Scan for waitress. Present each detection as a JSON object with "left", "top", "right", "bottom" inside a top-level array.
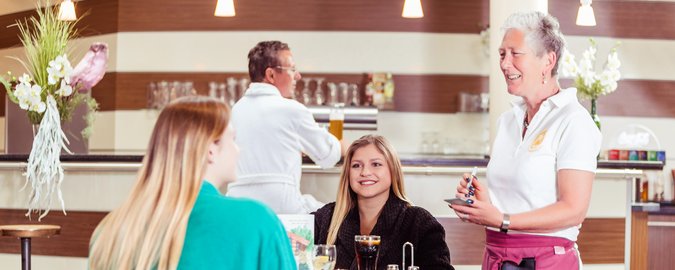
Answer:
[
  {"left": 450, "top": 12, "right": 601, "bottom": 269},
  {"left": 227, "top": 41, "right": 344, "bottom": 214}
]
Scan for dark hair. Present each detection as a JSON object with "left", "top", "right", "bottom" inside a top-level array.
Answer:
[{"left": 247, "top": 41, "right": 291, "bottom": 82}]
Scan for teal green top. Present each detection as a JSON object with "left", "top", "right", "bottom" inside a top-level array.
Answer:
[{"left": 177, "top": 181, "right": 297, "bottom": 270}]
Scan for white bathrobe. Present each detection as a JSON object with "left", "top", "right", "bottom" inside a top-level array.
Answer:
[{"left": 227, "top": 83, "right": 341, "bottom": 214}]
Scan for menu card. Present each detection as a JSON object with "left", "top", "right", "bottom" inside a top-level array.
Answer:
[{"left": 278, "top": 214, "right": 315, "bottom": 270}]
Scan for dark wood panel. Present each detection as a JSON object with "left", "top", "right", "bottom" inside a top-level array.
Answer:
[
  {"left": 631, "top": 211, "right": 648, "bottom": 270},
  {"left": 550, "top": 0, "right": 675, "bottom": 40},
  {"left": 102, "top": 72, "right": 488, "bottom": 113},
  {"left": 100, "top": 73, "right": 675, "bottom": 117},
  {"left": 91, "top": 72, "right": 117, "bottom": 111},
  {"left": 647, "top": 214, "right": 675, "bottom": 270},
  {"left": 560, "top": 79, "right": 675, "bottom": 118},
  {"left": 0, "top": 210, "right": 626, "bottom": 262},
  {"left": 437, "top": 218, "right": 486, "bottom": 265},
  {"left": 395, "top": 74, "right": 487, "bottom": 113},
  {"left": 0, "top": 208, "right": 107, "bottom": 257},
  {"left": 118, "top": 0, "right": 488, "bottom": 33},
  {"left": 576, "top": 218, "right": 625, "bottom": 264},
  {"left": 0, "top": 0, "right": 119, "bottom": 50},
  {"left": 438, "top": 217, "right": 625, "bottom": 265}
]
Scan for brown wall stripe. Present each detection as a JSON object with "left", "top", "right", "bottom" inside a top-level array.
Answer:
[
  {"left": 0, "top": 0, "right": 119, "bottom": 50},
  {"left": 0, "top": 209, "right": 625, "bottom": 264},
  {"left": 0, "top": 0, "right": 488, "bottom": 50},
  {"left": 560, "top": 78, "right": 675, "bottom": 118},
  {"left": 4, "top": 0, "right": 674, "bottom": 44},
  {"left": 4, "top": 75, "right": 675, "bottom": 117},
  {"left": 550, "top": 0, "right": 675, "bottom": 40},
  {"left": 117, "top": 0, "right": 488, "bottom": 33},
  {"left": 92, "top": 72, "right": 488, "bottom": 114}
]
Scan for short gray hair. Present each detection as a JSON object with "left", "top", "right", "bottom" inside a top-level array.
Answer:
[{"left": 501, "top": 11, "right": 566, "bottom": 76}]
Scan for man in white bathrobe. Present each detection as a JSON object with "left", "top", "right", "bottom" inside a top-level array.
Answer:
[{"left": 227, "top": 40, "right": 343, "bottom": 214}]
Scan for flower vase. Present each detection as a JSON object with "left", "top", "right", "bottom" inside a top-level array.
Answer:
[{"left": 591, "top": 98, "right": 601, "bottom": 131}]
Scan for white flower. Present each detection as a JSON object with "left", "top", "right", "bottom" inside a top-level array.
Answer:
[
  {"left": 46, "top": 54, "right": 73, "bottom": 85},
  {"left": 582, "top": 46, "right": 596, "bottom": 62},
  {"left": 56, "top": 80, "right": 73, "bottom": 96},
  {"left": 560, "top": 49, "right": 578, "bottom": 77},
  {"left": 18, "top": 73, "right": 32, "bottom": 85},
  {"left": 606, "top": 51, "right": 621, "bottom": 70},
  {"left": 559, "top": 39, "right": 621, "bottom": 99},
  {"left": 29, "top": 100, "right": 46, "bottom": 113}
]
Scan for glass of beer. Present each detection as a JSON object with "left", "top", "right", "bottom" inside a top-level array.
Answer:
[
  {"left": 354, "top": 235, "right": 380, "bottom": 270},
  {"left": 329, "top": 103, "right": 344, "bottom": 140},
  {"left": 313, "top": 244, "right": 336, "bottom": 270}
]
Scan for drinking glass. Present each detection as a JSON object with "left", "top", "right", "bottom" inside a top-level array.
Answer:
[
  {"left": 329, "top": 104, "right": 345, "bottom": 140},
  {"left": 354, "top": 235, "right": 380, "bottom": 270},
  {"left": 313, "top": 244, "right": 336, "bottom": 270},
  {"left": 147, "top": 82, "right": 157, "bottom": 109},
  {"left": 338, "top": 82, "right": 349, "bottom": 105},
  {"left": 327, "top": 82, "right": 338, "bottom": 105},
  {"left": 349, "top": 83, "right": 360, "bottom": 106},
  {"left": 315, "top": 77, "right": 326, "bottom": 105},
  {"left": 301, "top": 77, "right": 312, "bottom": 105}
]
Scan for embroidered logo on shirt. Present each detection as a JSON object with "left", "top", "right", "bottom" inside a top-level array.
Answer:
[{"left": 529, "top": 129, "right": 547, "bottom": 151}]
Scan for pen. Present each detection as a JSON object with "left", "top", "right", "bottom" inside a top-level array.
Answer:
[{"left": 467, "top": 166, "right": 477, "bottom": 190}]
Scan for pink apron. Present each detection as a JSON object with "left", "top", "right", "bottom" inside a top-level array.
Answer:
[{"left": 482, "top": 229, "right": 580, "bottom": 270}]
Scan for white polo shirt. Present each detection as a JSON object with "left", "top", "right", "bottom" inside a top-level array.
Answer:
[{"left": 487, "top": 87, "right": 601, "bottom": 241}]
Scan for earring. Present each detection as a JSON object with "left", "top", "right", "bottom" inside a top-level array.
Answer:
[{"left": 542, "top": 72, "right": 547, "bottom": 85}]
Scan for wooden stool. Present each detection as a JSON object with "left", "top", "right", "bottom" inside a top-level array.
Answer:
[{"left": 0, "top": 224, "right": 61, "bottom": 270}]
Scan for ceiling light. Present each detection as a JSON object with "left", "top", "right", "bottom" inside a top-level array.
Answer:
[
  {"left": 215, "top": 0, "right": 236, "bottom": 17},
  {"left": 402, "top": 0, "right": 424, "bottom": 19},
  {"left": 576, "top": 0, "right": 597, "bottom": 26},
  {"left": 58, "top": 0, "right": 77, "bottom": 21}
]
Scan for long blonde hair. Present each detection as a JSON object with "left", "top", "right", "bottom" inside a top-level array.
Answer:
[
  {"left": 326, "top": 135, "right": 409, "bottom": 245},
  {"left": 89, "top": 96, "right": 230, "bottom": 270}
]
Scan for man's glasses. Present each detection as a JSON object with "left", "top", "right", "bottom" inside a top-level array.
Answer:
[{"left": 273, "top": 66, "right": 298, "bottom": 73}]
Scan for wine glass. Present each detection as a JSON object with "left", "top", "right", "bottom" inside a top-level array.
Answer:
[
  {"left": 301, "top": 77, "right": 312, "bottom": 105},
  {"left": 315, "top": 77, "right": 326, "bottom": 105},
  {"left": 313, "top": 244, "right": 336, "bottom": 270}
]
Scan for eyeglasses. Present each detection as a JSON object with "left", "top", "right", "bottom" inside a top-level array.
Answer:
[{"left": 272, "top": 65, "right": 298, "bottom": 73}]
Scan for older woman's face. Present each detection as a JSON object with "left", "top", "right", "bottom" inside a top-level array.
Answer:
[{"left": 499, "top": 29, "right": 548, "bottom": 96}]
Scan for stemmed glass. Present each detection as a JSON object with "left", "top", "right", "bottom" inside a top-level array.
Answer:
[
  {"left": 313, "top": 244, "right": 336, "bottom": 270},
  {"left": 315, "top": 77, "right": 326, "bottom": 105},
  {"left": 301, "top": 77, "right": 312, "bottom": 105}
]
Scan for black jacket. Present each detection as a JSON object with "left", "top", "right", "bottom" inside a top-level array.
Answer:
[{"left": 313, "top": 195, "right": 455, "bottom": 270}]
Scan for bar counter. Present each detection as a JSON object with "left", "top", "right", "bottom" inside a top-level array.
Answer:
[{"left": 0, "top": 154, "right": 665, "bottom": 268}]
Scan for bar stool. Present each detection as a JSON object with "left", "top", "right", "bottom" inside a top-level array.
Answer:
[{"left": 0, "top": 224, "right": 61, "bottom": 270}]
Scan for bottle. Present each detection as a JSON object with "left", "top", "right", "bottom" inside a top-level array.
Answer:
[
  {"left": 640, "top": 178, "right": 649, "bottom": 202},
  {"left": 384, "top": 73, "right": 395, "bottom": 105},
  {"left": 387, "top": 265, "right": 400, "bottom": 270}
]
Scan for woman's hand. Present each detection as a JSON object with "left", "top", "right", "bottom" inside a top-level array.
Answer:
[
  {"left": 450, "top": 199, "right": 503, "bottom": 228},
  {"left": 455, "top": 173, "right": 489, "bottom": 202},
  {"left": 449, "top": 173, "right": 499, "bottom": 226}
]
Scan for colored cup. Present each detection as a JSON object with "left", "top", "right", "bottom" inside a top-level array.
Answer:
[
  {"left": 619, "top": 150, "right": 629, "bottom": 160},
  {"left": 638, "top": 150, "right": 647, "bottom": 161},
  {"left": 657, "top": 151, "right": 666, "bottom": 163},
  {"left": 608, "top": 149, "right": 620, "bottom": 160},
  {"left": 648, "top": 151, "right": 658, "bottom": 161},
  {"left": 628, "top": 150, "right": 639, "bottom": 161}
]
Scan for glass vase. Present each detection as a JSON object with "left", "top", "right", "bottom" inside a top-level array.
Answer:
[{"left": 591, "top": 98, "right": 601, "bottom": 130}]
